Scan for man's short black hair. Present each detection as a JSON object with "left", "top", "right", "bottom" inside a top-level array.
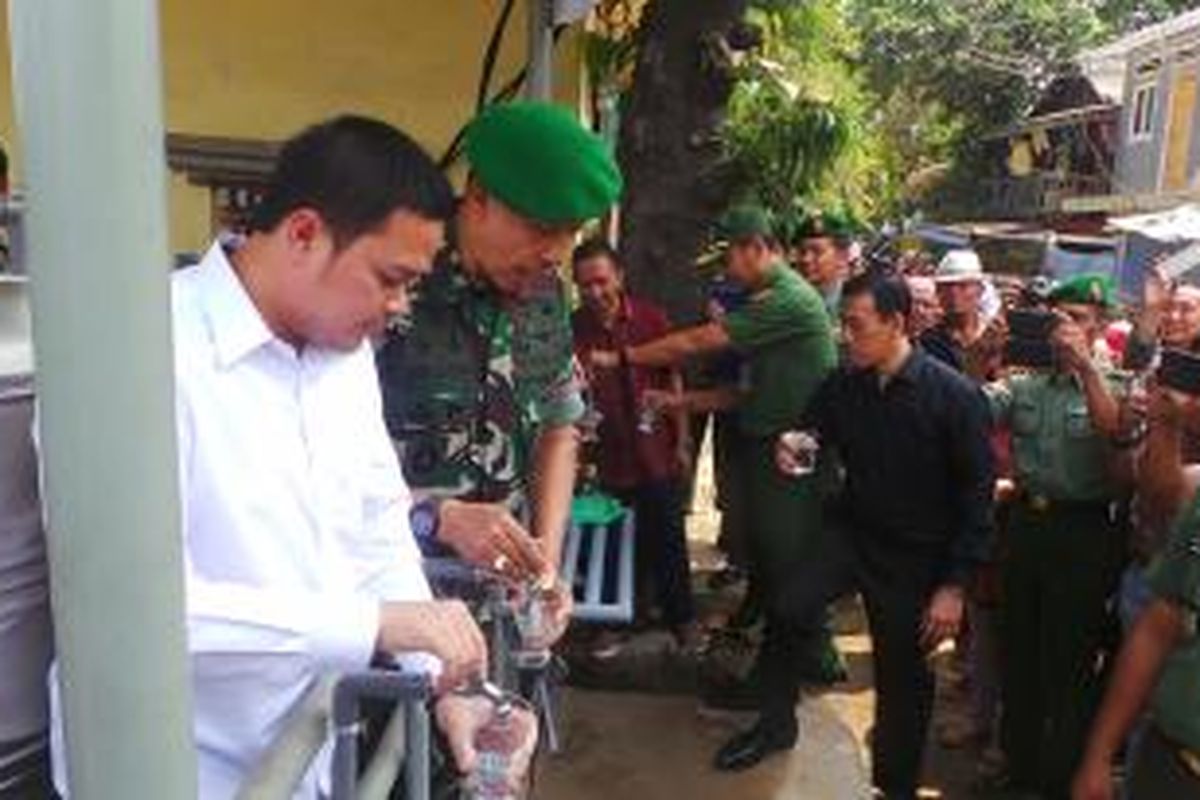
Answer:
[
  {"left": 843, "top": 271, "right": 912, "bottom": 320},
  {"left": 571, "top": 237, "right": 621, "bottom": 270},
  {"left": 250, "top": 115, "right": 455, "bottom": 248}
]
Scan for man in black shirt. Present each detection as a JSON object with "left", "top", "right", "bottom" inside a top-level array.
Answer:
[{"left": 715, "top": 273, "right": 994, "bottom": 800}]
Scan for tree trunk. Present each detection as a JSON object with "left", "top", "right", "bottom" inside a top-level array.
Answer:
[{"left": 617, "top": 0, "right": 748, "bottom": 324}]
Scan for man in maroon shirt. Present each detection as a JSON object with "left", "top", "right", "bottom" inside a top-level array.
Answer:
[{"left": 571, "top": 239, "right": 697, "bottom": 645}]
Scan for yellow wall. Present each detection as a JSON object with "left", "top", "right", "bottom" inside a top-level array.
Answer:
[{"left": 0, "top": 0, "right": 585, "bottom": 254}]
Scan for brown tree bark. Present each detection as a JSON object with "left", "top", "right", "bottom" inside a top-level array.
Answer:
[{"left": 617, "top": 0, "right": 748, "bottom": 325}]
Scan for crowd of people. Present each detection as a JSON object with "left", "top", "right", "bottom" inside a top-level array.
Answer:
[
  {"left": 34, "top": 99, "right": 1200, "bottom": 800},
  {"left": 568, "top": 203, "right": 1200, "bottom": 800}
]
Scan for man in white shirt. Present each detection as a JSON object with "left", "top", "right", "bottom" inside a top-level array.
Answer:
[{"left": 53, "top": 116, "right": 533, "bottom": 798}]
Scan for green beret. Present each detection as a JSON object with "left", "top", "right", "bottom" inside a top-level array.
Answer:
[
  {"left": 1049, "top": 272, "right": 1116, "bottom": 308},
  {"left": 464, "top": 101, "right": 622, "bottom": 224},
  {"left": 718, "top": 205, "right": 775, "bottom": 242},
  {"left": 795, "top": 208, "right": 856, "bottom": 242}
]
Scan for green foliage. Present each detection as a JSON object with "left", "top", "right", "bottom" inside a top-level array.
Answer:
[
  {"left": 581, "top": 0, "right": 643, "bottom": 91},
  {"left": 722, "top": 0, "right": 889, "bottom": 222},
  {"left": 841, "top": 0, "right": 1200, "bottom": 214},
  {"left": 848, "top": 0, "right": 1104, "bottom": 136},
  {"left": 724, "top": 81, "right": 852, "bottom": 211},
  {"left": 620, "top": 0, "right": 1200, "bottom": 226}
]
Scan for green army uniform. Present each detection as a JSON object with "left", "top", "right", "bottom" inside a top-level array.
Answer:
[
  {"left": 377, "top": 249, "right": 583, "bottom": 507},
  {"left": 376, "top": 101, "right": 619, "bottom": 509},
  {"left": 989, "top": 273, "right": 1128, "bottom": 798},
  {"left": 1129, "top": 488, "right": 1200, "bottom": 797},
  {"left": 722, "top": 259, "right": 837, "bottom": 599}
]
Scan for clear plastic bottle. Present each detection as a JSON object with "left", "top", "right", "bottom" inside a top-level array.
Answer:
[
  {"left": 512, "top": 580, "right": 554, "bottom": 669},
  {"left": 467, "top": 696, "right": 534, "bottom": 800}
]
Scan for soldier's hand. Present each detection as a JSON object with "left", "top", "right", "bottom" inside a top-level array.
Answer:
[
  {"left": 1071, "top": 756, "right": 1114, "bottom": 800},
  {"left": 438, "top": 500, "right": 548, "bottom": 579},
  {"left": 921, "top": 585, "right": 964, "bottom": 651},
  {"left": 590, "top": 349, "right": 621, "bottom": 370},
  {"left": 378, "top": 600, "right": 487, "bottom": 692},
  {"left": 1051, "top": 317, "right": 1092, "bottom": 374}
]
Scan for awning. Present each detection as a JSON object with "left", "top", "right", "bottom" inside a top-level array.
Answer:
[{"left": 1108, "top": 203, "right": 1200, "bottom": 242}]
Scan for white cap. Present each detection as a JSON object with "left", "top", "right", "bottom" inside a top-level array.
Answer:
[{"left": 934, "top": 249, "right": 984, "bottom": 283}]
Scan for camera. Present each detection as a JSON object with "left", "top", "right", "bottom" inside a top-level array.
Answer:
[
  {"left": 1003, "top": 309, "right": 1059, "bottom": 369},
  {"left": 1158, "top": 348, "right": 1200, "bottom": 396}
]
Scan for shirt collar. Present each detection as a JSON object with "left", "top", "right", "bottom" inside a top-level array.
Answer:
[
  {"left": 893, "top": 347, "right": 925, "bottom": 384},
  {"left": 1050, "top": 369, "right": 1081, "bottom": 388},
  {"left": 878, "top": 346, "right": 924, "bottom": 389},
  {"left": 194, "top": 242, "right": 277, "bottom": 369},
  {"left": 609, "top": 295, "right": 633, "bottom": 327}
]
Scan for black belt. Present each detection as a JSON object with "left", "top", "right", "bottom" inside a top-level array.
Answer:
[{"left": 1017, "top": 492, "right": 1110, "bottom": 515}]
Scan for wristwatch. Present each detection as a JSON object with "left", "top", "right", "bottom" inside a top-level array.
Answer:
[{"left": 409, "top": 496, "right": 445, "bottom": 544}]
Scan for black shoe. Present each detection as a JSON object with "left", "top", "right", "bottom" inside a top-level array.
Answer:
[{"left": 713, "top": 723, "right": 797, "bottom": 772}]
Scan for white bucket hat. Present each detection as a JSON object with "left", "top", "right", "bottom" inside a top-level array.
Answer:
[{"left": 934, "top": 249, "right": 984, "bottom": 283}]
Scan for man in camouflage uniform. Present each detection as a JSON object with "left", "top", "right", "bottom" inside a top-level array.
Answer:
[{"left": 376, "top": 102, "right": 621, "bottom": 586}]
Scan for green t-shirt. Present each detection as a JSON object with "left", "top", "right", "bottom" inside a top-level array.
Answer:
[
  {"left": 1147, "top": 488, "right": 1200, "bottom": 751},
  {"left": 722, "top": 263, "right": 836, "bottom": 438},
  {"left": 986, "top": 370, "right": 1126, "bottom": 502}
]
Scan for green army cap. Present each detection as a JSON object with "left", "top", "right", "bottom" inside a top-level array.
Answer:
[
  {"left": 1049, "top": 272, "right": 1116, "bottom": 309},
  {"left": 794, "top": 208, "right": 857, "bottom": 242},
  {"left": 718, "top": 205, "right": 775, "bottom": 242},
  {"left": 464, "top": 101, "right": 623, "bottom": 224}
]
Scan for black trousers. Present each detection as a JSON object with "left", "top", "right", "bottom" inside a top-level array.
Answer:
[
  {"left": 754, "top": 527, "right": 943, "bottom": 799},
  {"left": 999, "top": 502, "right": 1124, "bottom": 799},
  {"left": 612, "top": 480, "right": 695, "bottom": 627}
]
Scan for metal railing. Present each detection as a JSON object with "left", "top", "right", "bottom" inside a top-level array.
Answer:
[
  {"left": 237, "top": 555, "right": 568, "bottom": 799},
  {"left": 235, "top": 671, "right": 432, "bottom": 800}
]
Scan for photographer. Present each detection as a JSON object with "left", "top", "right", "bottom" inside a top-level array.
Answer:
[
  {"left": 1073, "top": 384, "right": 1200, "bottom": 799},
  {"left": 988, "top": 273, "right": 1128, "bottom": 798}
]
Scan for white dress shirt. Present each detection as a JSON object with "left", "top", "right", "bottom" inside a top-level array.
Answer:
[{"left": 53, "top": 242, "right": 435, "bottom": 798}]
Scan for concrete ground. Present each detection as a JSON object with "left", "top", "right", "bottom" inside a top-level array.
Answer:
[
  {"left": 538, "top": 439, "right": 988, "bottom": 799},
  {"left": 538, "top": 616, "right": 982, "bottom": 799}
]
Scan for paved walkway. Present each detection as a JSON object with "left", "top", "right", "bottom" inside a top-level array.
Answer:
[
  {"left": 540, "top": 622, "right": 981, "bottom": 799},
  {"left": 539, "top": 685, "right": 872, "bottom": 800}
]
